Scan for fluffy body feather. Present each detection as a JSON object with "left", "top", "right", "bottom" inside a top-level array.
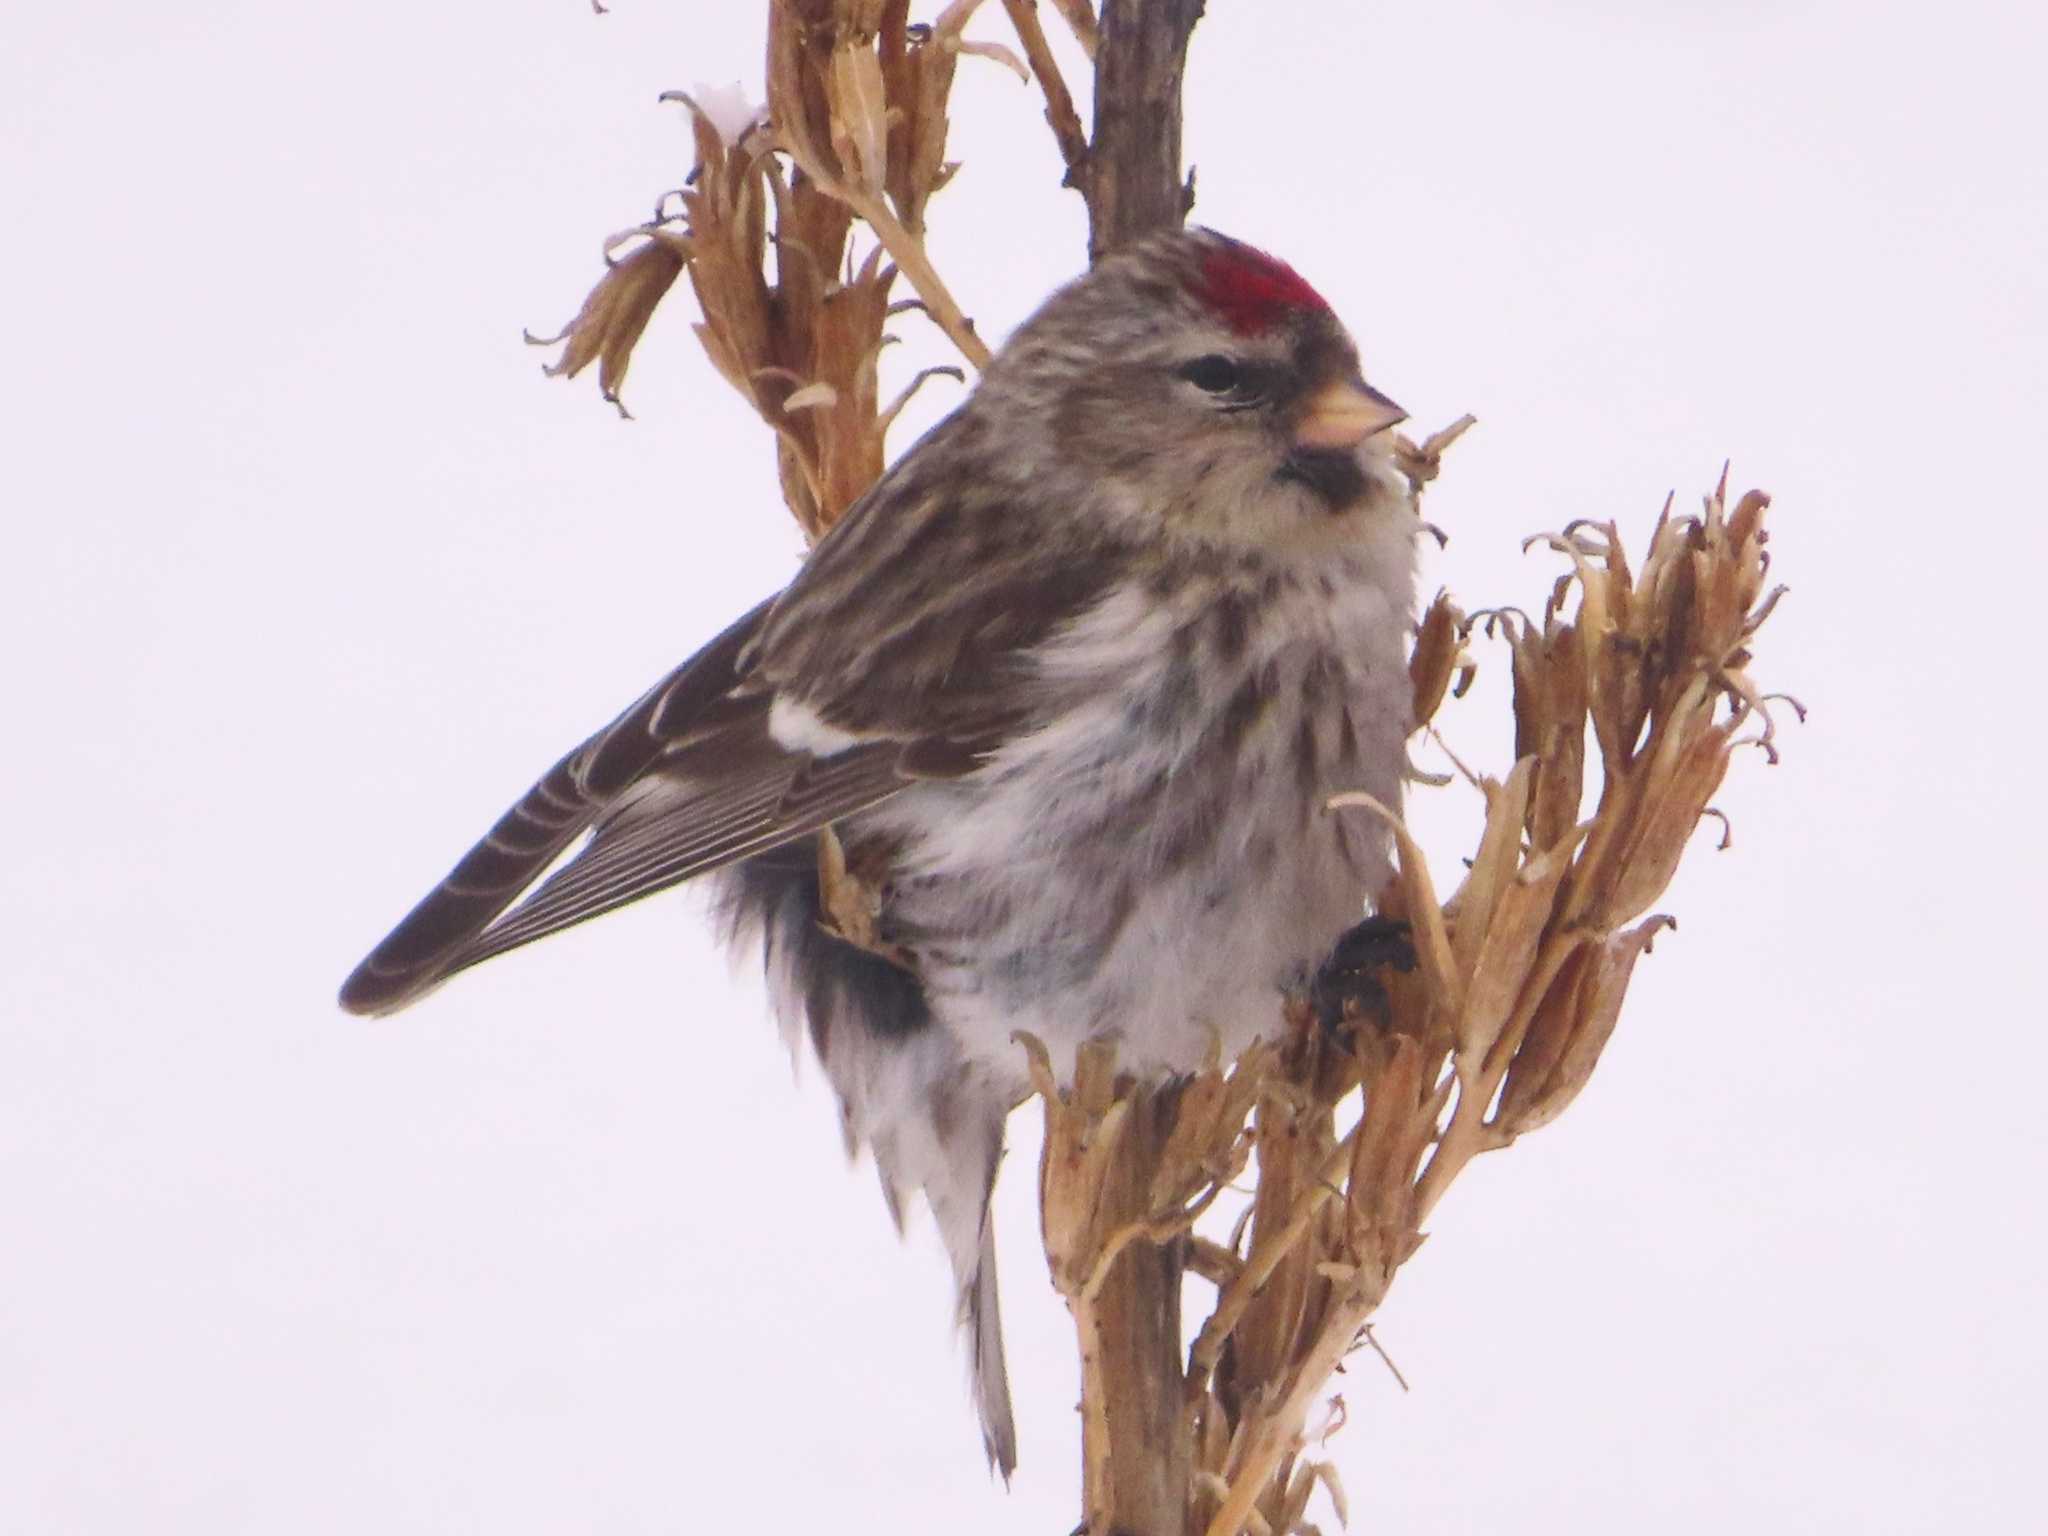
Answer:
[{"left": 340, "top": 228, "right": 1419, "bottom": 1475}]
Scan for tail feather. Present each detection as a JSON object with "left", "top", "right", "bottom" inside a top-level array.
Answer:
[
  {"left": 967, "top": 1214, "right": 1017, "bottom": 1478},
  {"left": 712, "top": 847, "right": 1017, "bottom": 1476}
]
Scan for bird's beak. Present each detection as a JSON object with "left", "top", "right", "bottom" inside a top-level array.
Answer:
[{"left": 1294, "top": 377, "right": 1407, "bottom": 451}]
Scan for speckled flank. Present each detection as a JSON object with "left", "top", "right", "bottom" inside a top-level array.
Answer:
[{"left": 864, "top": 457, "right": 1416, "bottom": 1089}]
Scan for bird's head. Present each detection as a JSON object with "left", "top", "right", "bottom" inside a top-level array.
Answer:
[{"left": 978, "top": 227, "right": 1408, "bottom": 553}]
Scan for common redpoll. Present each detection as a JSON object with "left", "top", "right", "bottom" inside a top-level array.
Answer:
[{"left": 340, "top": 227, "right": 1418, "bottom": 1473}]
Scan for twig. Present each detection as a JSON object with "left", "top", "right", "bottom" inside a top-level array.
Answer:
[
  {"left": 1002, "top": 0, "right": 1092, "bottom": 191},
  {"left": 1086, "top": 0, "right": 1204, "bottom": 257},
  {"left": 857, "top": 196, "right": 992, "bottom": 367},
  {"left": 1359, "top": 1324, "right": 1410, "bottom": 1393},
  {"left": 1048, "top": 0, "right": 1100, "bottom": 56}
]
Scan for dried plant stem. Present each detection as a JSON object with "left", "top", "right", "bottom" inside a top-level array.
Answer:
[
  {"left": 1034, "top": 1032, "right": 1280, "bottom": 1534},
  {"left": 1047, "top": 7, "right": 1211, "bottom": 1530},
  {"left": 859, "top": 198, "right": 993, "bottom": 367},
  {"left": 1201, "top": 1275, "right": 1387, "bottom": 1536},
  {"left": 1087, "top": 0, "right": 1203, "bottom": 257},
  {"left": 1002, "top": 0, "right": 1092, "bottom": 188},
  {"left": 1187, "top": 1120, "right": 1359, "bottom": 1389},
  {"left": 1049, "top": 0, "right": 1100, "bottom": 55},
  {"left": 1078, "top": 1087, "right": 1191, "bottom": 1534}
]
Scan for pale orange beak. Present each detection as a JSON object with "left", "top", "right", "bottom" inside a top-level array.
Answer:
[{"left": 1294, "top": 377, "right": 1407, "bottom": 450}]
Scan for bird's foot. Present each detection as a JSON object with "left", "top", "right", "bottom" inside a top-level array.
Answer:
[{"left": 1310, "top": 915, "right": 1417, "bottom": 1032}]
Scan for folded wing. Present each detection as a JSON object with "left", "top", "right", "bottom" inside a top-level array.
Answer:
[
  {"left": 341, "top": 461, "right": 1133, "bottom": 1019},
  {"left": 339, "top": 598, "right": 913, "bottom": 1014}
]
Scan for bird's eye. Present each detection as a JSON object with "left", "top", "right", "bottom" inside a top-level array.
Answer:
[{"left": 1177, "top": 354, "right": 1246, "bottom": 395}]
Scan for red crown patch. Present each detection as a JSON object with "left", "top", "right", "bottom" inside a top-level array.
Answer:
[{"left": 1193, "top": 237, "right": 1332, "bottom": 335}]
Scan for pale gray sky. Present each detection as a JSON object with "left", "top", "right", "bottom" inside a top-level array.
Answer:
[{"left": 6, "top": 2, "right": 2045, "bottom": 1531}]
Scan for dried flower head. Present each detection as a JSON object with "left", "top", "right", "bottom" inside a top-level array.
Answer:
[{"left": 529, "top": 0, "right": 1019, "bottom": 537}]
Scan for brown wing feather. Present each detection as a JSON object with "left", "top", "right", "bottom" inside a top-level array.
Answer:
[
  {"left": 339, "top": 599, "right": 783, "bottom": 1015},
  {"left": 740, "top": 423, "right": 1131, "bottom": 744},
  {"left": 455, "top": 740, "right": 904, "bottom": 969}
]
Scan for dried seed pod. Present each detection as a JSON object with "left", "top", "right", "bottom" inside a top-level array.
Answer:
[
  {"left": 1408, "top": 590, "right": 1467, "bottom": 729},
  {"left": 1498, "top": 915, "right": 1675, "bottom": 1134},
  {"left": 524, "top": 231, "right": 690, "bottom": 418},
  {"left": 767, "top": 0, "right": 990, "bottom": 362}
]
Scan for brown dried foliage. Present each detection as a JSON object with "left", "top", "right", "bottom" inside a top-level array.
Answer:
[
  {"left": 525, "top": 5, "right": 1790, "bottom": 1532},
  {"left": 1183, "top": 470, "right": 1786, "bottom": 1536},
  {"left": 528, "top": 0, "right": 1021, "bottom": 536}
]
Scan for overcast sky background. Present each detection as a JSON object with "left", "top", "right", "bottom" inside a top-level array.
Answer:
[{"left": 6, "top": 1, "right": 2045, "bottom": 1531}]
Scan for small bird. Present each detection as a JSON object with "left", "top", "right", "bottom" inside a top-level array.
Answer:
[{"left": 340, "top": 227, "right": 1418, "bottom": 1474}]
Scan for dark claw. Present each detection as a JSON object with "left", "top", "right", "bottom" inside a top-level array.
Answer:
[{"left": 1311, "top": 916, "right": 1417, "bottom": 1031}]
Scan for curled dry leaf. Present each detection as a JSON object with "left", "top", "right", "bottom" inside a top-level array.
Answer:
[
  {"left": 524, "top": 232, "right": 690, "bottom": 419},
  {"left": 1392, "top": 412, "right": 1477, "bottom": 495},
  {"left": 953, "top": 36, "right": 1032, "bottom": 83}
]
